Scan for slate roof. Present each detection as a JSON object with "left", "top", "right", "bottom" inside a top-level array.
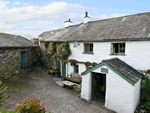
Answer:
[
  {"left": 0, "top": 33, "right": 38, "bottom": 47},
  {"left": 39, "top": 12, "right": 150, "bottom": 42},
  {"left": 81, "top": 58, "right": 143, "bottom": 84}
]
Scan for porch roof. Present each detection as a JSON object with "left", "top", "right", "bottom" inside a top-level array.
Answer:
[{"left": 81, "top": 58, "right": 143, "bottom": 86}]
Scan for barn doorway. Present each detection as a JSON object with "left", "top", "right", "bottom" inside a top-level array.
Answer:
[
  {"left": 21, "top": 51, "right": 28, "bottom": 68},
  {"left": 91, "top": 72, "right": 106, "bottom": 105}
]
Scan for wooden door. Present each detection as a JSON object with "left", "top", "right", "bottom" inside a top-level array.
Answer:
[{"left": 21, "top": 51, "right": 28, "bottom": 68}]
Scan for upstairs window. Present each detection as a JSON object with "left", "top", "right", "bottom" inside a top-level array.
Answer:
[
  {"left": 111, "top": 43, "right": 125, "bottom": 55},
  {"left": 74, "top": 65, "right": 79, "bottom": 74},
  {"left": 84, "top": 43, "right": 93, "bottom": 53}
]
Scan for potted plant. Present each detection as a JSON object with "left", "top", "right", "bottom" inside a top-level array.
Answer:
[{"left": 55, "top": 69, "right": 60, "bottom": 76}]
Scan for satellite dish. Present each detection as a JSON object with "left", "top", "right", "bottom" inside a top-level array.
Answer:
[{"left": 73, "top": 41, "right": 79, "bottom": 47}]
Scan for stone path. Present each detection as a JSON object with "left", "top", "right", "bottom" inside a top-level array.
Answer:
[{"left": 0, "top": 67, "right": 115, "bottom": 113}]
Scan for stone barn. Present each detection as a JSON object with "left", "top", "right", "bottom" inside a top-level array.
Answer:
[{"left": 0, "top": 33, "right": 40, "bottom": 79}]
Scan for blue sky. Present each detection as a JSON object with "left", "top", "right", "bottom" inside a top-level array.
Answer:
[{"left": 0, "top": 0, "right": 150, "bottom": 39}]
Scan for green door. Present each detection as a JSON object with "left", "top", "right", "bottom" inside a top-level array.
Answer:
[
  {"left": 62, "top": 60, "right": 66, "bottom": 78},
  {"left": 91, "top": 72, "right": 101, "bottom": 99},
  {"left": 21, "top": 51, "right": 28, "bottom": 68}
]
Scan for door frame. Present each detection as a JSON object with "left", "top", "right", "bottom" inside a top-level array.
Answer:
[
  {"left": 91, "top": 72, "right": 106, "bottom": 100},
  {"left": 61, "top": 60, "right": 66, "bottom": 78}
]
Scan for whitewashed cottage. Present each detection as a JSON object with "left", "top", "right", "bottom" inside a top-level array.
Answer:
[{"left": 38, "top": 12, "right": 150, "bottom": 113}]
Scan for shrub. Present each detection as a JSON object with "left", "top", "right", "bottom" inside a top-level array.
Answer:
[
  {"left": 141, "top": 76, "right": 150, "bottom": 100},
  {"left": 15, "top": 97, "right": 50, "bottom": 113}
]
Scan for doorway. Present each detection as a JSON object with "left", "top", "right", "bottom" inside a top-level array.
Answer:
[
  {"left": 91, "top": 72, "right": 106, "bottom": 105},
  {"left": 21, "top": 51, "right": 28, "bottom": 68}
]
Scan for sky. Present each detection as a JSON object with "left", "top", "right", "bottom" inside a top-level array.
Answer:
[{"left": 0, "top": 0, "right": 150, "bottom": 40}]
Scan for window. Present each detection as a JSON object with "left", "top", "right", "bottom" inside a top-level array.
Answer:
[
  {"left": 111, "top": 43, "right": 125, "bottom": 55},
  {"left": 84, "top": 43, "right": 93, "bottom": 53},
  {"left": 74, "top": 65, "right": 79, "bottom": 74}
]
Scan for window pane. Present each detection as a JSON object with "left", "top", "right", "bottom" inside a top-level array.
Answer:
[
  {"left": 84, "top": 43, "right": 93, "bottom": 53},
  {"left": 119, "top": 43, "right": 125, "bottom": 53},
  {"left": 90, "top": 44, "right": 93, "bottom": 52}
]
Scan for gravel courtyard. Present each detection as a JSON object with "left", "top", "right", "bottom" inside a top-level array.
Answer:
[{"left": 0, "top": 67, "right": 114, "bottom": 113}]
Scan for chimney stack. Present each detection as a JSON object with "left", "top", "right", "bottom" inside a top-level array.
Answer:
[
  {"left": 64, "top": 18, "right": 73, "bottom": 27},
  {"left": 84, "top": 11, "right": 90, "bottom": 23}
]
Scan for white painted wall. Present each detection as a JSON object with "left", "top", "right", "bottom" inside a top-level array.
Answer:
[
  {"left": 81, "top": 65, "right": 140, "bottom": 113},
  {"left": 67, "top": 41, "right": 150, "bottom": 77},
  {"left": 81, "top": 73, "right": 91, "bottom": 100},
  {"left": 105, "top": 67, "right": 135, "bottom": 113},
  {"left": 133, "top": 79, "right": 141, "bottom": 111}
]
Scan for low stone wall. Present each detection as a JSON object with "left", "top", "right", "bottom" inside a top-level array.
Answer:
[{"left": 0, "top": 47, "right": 40, "bottom": 79}]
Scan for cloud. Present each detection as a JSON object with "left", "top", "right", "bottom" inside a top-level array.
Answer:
[
  {"left": 0, "top": 1, "right": 126, "bottom": 39},
  {"left": 13, "top": 1, "right": 20, "bottom": 5},
  {"left": 23, "top": 3, "right": 28, "bottom": 5}
]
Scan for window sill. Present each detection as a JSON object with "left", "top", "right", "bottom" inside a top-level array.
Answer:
[
  {"left": 109, "top": 53, "right": 126, "bottom": 56},
  {"left": 83, "top": 52, "right": 94, "bottom": 54}
]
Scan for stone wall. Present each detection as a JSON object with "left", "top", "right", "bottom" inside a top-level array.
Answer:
[
  {"left": 40, "top": 42, "right": 54, "bottom": 68},
  {"left": 27, "top": 47, "right": 40, "bottom": 67},
  {"left": 0, "top": 48, "right": 21, "bottom": 79},
  {"left": 0, "top": 47, "right": 40, "bottom": 79}
]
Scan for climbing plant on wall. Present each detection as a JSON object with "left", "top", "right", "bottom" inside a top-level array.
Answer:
[
  {"left": 47, "top": 42, "right": 56, "bottom": 56},
  {"left": 69, "top": 59, "right": 77, "bottom": 66},
  {"left": 92, "top": 62, "right": 98, "bottom": 67},
  {"left": 56, "top": 43, "right": 71, "bottom": 60},
  {"left": 85, "top": 61, "right": 92, "bottom": 68}
]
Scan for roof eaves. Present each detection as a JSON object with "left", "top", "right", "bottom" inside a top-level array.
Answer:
[{"left": 81, "top": 60, "right": 135, "bottom": 86}]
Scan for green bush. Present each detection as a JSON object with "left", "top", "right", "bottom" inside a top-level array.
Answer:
[
  {"left": 15, "top": 97, "right": 50, "bottom": 113},
  {"left": 135, "top": 76, "right": 150, "bottom": 113}
]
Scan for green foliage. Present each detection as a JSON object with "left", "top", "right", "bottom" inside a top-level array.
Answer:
[
  {"left": 0, "top": 80, "right": 11, "bottom": 107},
  {"left": 63, "top": 60, "right": 67, "bottom": 66},
  {"left": 44, "top": 42, "right": 49, "bottom": 55},
  {"left": 56, "top": 43, "right": 71, "bottom": 60},
  {"left": 55, "top": 69, "right": 60, "bottom": 74},
  {"left": 135, "top": 76, "right": 150, "bottom": 113},
  {"left": 47, "top": 42, "right": 56, "bottom": 56},
  {"left": 141, "top": 76, "right": 150, "bottom": 100},
  {"left": 15, "top": 97, "right": 49, "bottom": 113},
  {"left": 91, "top": 62, "right": 98, "bottom": 67},
  {"left": 69, "top": 59, "right": 77, "bottom": 66},
  {"left": 85, "top": 61, "right": 92, "bottom": 68}
]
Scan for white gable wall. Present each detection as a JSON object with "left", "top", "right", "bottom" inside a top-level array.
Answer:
[
  {"left": 81, "top": 65, "right": 140, "bottom": 113},
  {"left": 105, "top": 67, "right": 135, "bottom": 113},
  {"left": 81, "top": 73, "right": 91, "bottom": 100},
  {"left": 67, "top": 41, "right": 150, "bottom": 77},
  {"left": 133, "top": 79, "right": 141, "bottom": 111}
]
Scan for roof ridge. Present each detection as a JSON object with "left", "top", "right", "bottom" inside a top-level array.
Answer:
[{"left": 88, "top": 12, "right": 150, "bottom": 23}]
